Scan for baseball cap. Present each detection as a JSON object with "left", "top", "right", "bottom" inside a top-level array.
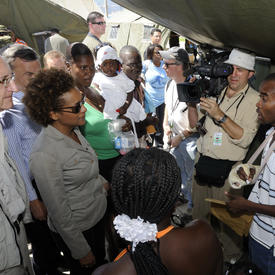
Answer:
[
  {"left": 96, "top": 45, "right": 122, "bottom": 67},
  {"left": 159, "top": 47, "right": 189, "bottom": 63},
  {"left": 224, "top": 48, "right": 255, "bottom": 71}
]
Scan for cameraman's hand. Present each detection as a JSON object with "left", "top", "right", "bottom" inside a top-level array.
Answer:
[{"left": 200, "top": 97, "right": 224, "bottom": 121}]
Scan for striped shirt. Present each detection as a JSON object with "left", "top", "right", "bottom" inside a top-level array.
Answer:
[
  {"left": 249, "top": 127, "right": 275, "bottom": 251},
  {"left": 0, "top": 92, "right": 41, "bottom": 201}
]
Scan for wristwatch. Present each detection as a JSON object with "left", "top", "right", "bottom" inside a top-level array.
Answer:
[{"left": 216, "top": 114, "right": 228, "bottom": 125}]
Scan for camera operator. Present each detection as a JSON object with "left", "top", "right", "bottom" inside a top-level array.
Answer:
[
  {"left": 190, "top": 48, "right": 260, "bottom": 259},
  {"left": 159, "top": 47, "right": 199, "bottom": 213}
]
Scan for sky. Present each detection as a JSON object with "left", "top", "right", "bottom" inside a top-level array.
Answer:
[{"left": 94, "top": 0, "right": 124, "bottom": 15}]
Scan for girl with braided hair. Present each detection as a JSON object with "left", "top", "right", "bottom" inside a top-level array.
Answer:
[{"left": 93, "top": 148, "right": 223, "bottom": 275}]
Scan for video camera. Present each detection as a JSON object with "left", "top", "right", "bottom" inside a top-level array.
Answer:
[{"left": 177, "top": 47, "right": 233, "bottom": 103}]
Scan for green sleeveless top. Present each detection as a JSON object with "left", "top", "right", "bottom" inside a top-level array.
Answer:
[{"left": 80, "top": 103, "right": 119, "bottom": 160}]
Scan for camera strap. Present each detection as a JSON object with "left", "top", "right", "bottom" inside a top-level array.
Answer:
[{"left": 216, "top": 85, "right": 249, "bottom": 120}]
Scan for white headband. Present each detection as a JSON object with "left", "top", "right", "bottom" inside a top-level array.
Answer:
[{"left": 113, "top": 214, "right": 158, "bottom": 252}]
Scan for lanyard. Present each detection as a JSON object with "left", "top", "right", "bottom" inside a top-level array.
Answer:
[
  {"left": 217, "top": 85, "right": 249, "bottom": 120},
  {"left": 88, "top": 33, "right": 102, "bottom": 44}
]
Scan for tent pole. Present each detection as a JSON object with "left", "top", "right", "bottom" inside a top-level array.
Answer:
[{"left": 105, "top": 0, "right": 108, "bottom": 18}]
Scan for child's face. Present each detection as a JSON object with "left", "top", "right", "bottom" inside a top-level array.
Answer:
[{"left": 100, "top": 59, "right": 119, "bottom": 77}]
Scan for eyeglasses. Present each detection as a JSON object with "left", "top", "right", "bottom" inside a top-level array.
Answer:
[
  {"left": 92, "top": 21, "right": 106, "bottom": 25},
  {"left": 56, "top": 95, "right": 86, "bottom": 114},
  {"left": 164, "top": 62, "right": 180, "bottom": 68},
  {"left": 0, "top": 73, "right": 15, "bottom": 88}
]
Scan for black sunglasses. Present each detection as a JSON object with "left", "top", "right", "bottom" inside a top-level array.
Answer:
[
  {"left": 57, "top": 96, "right": 86, "bottom": 114},
  {"left": 92, "top": 21, "right": 106, "bottom": 25}
]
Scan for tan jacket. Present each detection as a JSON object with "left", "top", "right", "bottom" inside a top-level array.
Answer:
[
  {"left": 82, "top": 33, "right": 102, "bottom": 55},
  {"left": 197, "top": 85, "right": 260, "bottom": 161}
]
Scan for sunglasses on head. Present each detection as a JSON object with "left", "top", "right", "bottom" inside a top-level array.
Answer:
[
  {"left": 56, "top": 95, "right": 86, "bottom": 114},
  {"left": 92, "top": 21, "right": 106, "bottom": 25}
]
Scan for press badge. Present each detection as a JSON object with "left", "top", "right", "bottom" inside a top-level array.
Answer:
[{"left": 213, "top": 132, "right": 222, "bottom": 146}]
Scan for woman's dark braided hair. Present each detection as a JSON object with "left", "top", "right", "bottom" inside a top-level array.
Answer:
[{"left": 111, "top": 148, "right": 181, "bottom": 275}]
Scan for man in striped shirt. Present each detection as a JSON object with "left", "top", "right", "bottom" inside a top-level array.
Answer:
[{"left": 226, "top": 73, "right": 275, "bottom": 274}]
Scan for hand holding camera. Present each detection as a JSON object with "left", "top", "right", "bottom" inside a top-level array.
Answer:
[{"left": 199, "top": 97, "right": 224, "bottom": 121}]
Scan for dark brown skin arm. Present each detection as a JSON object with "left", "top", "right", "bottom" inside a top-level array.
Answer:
[
  {"left": 225, "top": 192, "right": 275, "bottom": 217},
  {"left": 118, "top": 90, "right": 134, "bottom": 115}
]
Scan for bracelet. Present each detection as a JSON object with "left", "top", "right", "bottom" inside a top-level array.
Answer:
[{"left": 216, "top": 114, "right": 228, "bottom": 125}]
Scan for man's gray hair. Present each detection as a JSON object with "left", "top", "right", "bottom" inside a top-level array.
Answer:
[{"left": 1, "top": 43, "right": 39, "bottom": 67}]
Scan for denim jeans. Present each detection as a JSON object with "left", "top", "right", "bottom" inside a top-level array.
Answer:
[
  {"left": 170, "top": 134, "right": 198, "bottom": 209},
  {"left": 249, "top": 235, "right": 275, "bottom": 275}
]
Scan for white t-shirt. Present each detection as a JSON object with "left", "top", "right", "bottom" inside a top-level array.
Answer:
[
  {"left": 93, "top": 71, "right": 146, "bottom": 122},
  {"left": 164, "top": 80, "right": 192, "bottom": 135}
]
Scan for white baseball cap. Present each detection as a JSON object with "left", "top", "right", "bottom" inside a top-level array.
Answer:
[
  {"left": 96, "top": 45, "right": 121, "bottom": 67},
  {"left": 224, "top": 48, "right": 255, "bottom": 71}
]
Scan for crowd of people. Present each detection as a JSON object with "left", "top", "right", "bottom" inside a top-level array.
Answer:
[{"left": 1, "top": 9, "right": 275, "bottom": 275}]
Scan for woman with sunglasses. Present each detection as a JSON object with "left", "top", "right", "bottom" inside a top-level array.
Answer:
[
  {"left": 142, "top": 44, "right": 169, "bottom": 148},
  {"left": 23, "top": 69, "right": 108, "bottom": 274}
]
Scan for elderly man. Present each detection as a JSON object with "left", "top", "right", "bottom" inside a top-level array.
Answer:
[
  {"left": 143, "top": 28, "right": 162, "bottom": 60},
  {"left": 83, "top": 11, "right": 106, "bottom": 54},
  {"left": 159, "top": 47, "right": 199, "bottom": 213},
  {"left": 0, "top": 56, "right": 33, "bottom": 274},
  {"left": 1, "top": 44, "right": 63, "bottom": 275},
  {"left": 226, "top": 73, "right": 275, "bottom": 274}
]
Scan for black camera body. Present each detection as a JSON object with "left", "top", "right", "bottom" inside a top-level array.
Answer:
[{"left": 177, "top": 50, "right": 233, "bottom": 102}]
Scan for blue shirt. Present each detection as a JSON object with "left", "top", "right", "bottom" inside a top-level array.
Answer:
[
  {"left": 0, "top": 91, "right": 41, "bottom": 201},
  {"left": 142, "top": 60, "right": 169, "bottom": 107}
]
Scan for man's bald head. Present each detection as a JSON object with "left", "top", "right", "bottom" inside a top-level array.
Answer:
[
  {"left": 119, "top": 46, "right": 142, "bottom": 81},
  {"left": 119, "top": 45, "right": 139, "bottom": 60}
]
